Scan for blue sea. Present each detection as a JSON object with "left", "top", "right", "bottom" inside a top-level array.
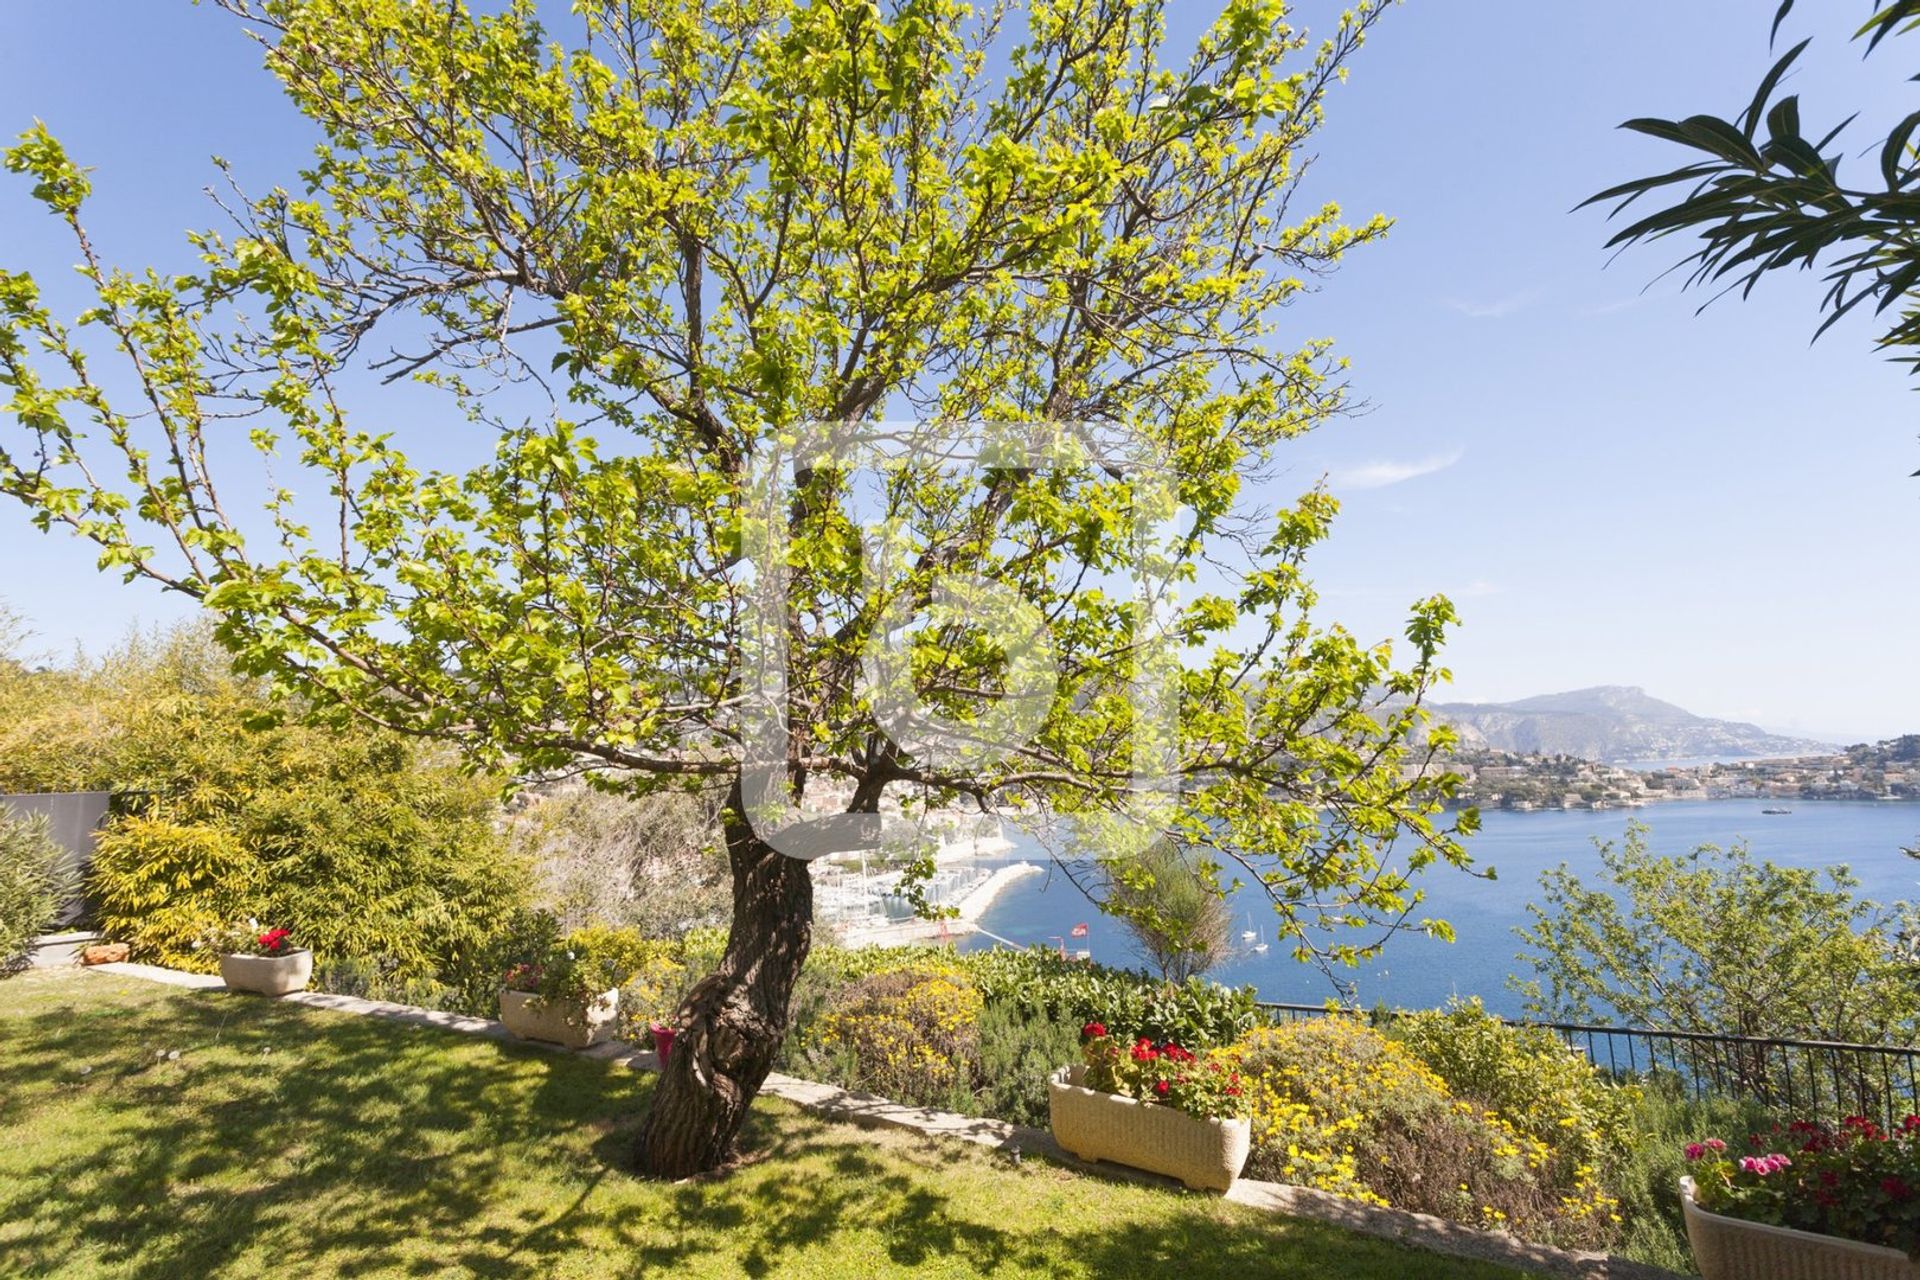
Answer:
[{"left": 960, "top": 801, "right": 1920, "bottom": 1017}]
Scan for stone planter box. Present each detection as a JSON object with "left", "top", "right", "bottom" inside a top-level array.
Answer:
[
  {"left": 498, "top": 988, "right": 619, "bottom": 1049},
  {"left": 1682, "top": 1176, "right": 1919, "bottom": 1279},
  {"left": 1048, "top": 1065, "right": 1250, "bottom": 1192},
  {"left": 219, "top": 949, "right": 314, "bottom": 996}
]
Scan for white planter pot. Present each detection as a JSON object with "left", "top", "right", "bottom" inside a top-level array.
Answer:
[
  {"left": 1682, "top": 1176, "right": 1919, "bottom": 1280},
  {"left": 498, "top": 988, "right": 619, "bottom": 1049},
  {"left": 219, "top": 949, "right": 314, "bottom": 996},
  {"left": 1048, "top": 1065, "right": 1251, "bottom": 1192}
]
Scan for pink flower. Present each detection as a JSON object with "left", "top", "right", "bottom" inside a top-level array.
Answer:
[
  {"left": 1685, "top": 1143, "right": 1706, "bottom": 1162},
  {"left": 1739, "top": 1154, "right": 1792, "bottom": 1176},
  {"left": 1704, "top": 1138, "right": 1726, "bottom": 1153}
]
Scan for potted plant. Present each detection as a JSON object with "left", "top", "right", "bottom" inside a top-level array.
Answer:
[
  {"left": 497, "top": 931, "right": 640, "bottom": 1049},
  {"left": 212, "top": 923, "right": 313, "bottom": 996},
  {"left": 1049, "top": 1022, "right": 1251, "bottom": 1192},
  {"left": 1681, "top": 1117, "right": 1920, "bottom": 1279}
]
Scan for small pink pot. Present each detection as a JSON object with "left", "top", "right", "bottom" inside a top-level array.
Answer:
[{"left": 650, "top": 1024, "right": 677, "bottom": 1065}]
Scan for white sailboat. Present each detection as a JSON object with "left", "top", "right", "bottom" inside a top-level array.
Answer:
[
  {"left": 1250, "top": 924, "right": 1268, "bottom": 955},
  {"left": 1239, "top": 912, "right": 1257, "bottom": 944}
]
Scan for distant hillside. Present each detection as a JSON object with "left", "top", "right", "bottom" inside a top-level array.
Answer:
[{"left": 1430, "top": 686, "right": 1836, "bottom": 764}]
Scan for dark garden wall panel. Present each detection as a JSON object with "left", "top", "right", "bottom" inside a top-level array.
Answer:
[{"left": 2, "top": 791, "right": 110, "bottom": 925}]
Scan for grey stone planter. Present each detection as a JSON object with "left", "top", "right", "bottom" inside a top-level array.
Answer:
[
  {"left": 1048, "top": 1065, "right": 1251, "bottom": 1192},
  {"left": 219, "top": 948, "right": 314, "bottom": 996},
  {"left": 498, "top": 988, "right": 619, "bottom": 1049},
  {"left": 1682, "top": 1176, "right": 1919, "bottom": 1279}
]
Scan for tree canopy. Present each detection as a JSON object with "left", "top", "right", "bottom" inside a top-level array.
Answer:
[{"left": 0, "top": 0, "right": 1474, "bottom": 1173}]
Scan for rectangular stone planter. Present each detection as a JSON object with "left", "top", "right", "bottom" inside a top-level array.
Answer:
[
  {"left": 1682, "top": 1177, "right": 1919, "bottom": 1279},
  {"left": 219, "top": 948, "right": 314, "bottom": 996},
  {"left": 1048, "top": 1065, "right": 1251, "bottom": 1192},
  {"left": 498, "top": 988, "right": 619, "bottom": 1049}
]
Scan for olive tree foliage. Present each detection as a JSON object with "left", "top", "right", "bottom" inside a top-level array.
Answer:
[
  {"left": 1591, "top": 0, "right": 1920, "bottom": 476},
  {"left": 508, "top": 784, "right": 730, "bottom": 935},
  {"left": 0, "top": 0, "right": 1476, "bottom": 1171}
]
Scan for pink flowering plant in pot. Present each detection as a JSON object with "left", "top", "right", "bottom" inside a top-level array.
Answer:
[
  {"left": 1079, "top": 1023, "right": 1249, "bottom": 1122},
  {"left": 1687, "top": 1116, "right": 1920, "bottom": 1256}
]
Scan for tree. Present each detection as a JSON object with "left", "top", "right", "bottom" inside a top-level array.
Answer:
[
  {"left": 509, "top": 785, "right": 730, "bottom": 936},
  {"left": 0, "top": 0, "right": 1476, "bottom": 1176},
  {"left": 1515, "top": 825, "right": 1920, "bottom": 1107},
  {"left": 1589, "top": 0, "right": 1920, "bottom": 475},
  {"left": 1103, "top": 835, "right": 1232, "bottom": 982}
]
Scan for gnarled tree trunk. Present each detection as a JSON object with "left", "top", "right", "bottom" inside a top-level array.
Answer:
[{"left": 635, "top": 781, "right": 813, "bottom": 1178}]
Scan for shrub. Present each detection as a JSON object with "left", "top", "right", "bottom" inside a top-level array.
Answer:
[
  {"left": 1235, "top": 1017, "right": 1615, "bottom": 1245},
  {"left": 1393, "top": 999, "right": 1640, "bottom": 1199},
  {"left": 971, "top": 1002, "right": 1080, "bottom": 1128},
  {"left": 86, "top": 711, "right": 533, "bottom": 990},
  {"left": 0, "top": 813, "right": 76, "bottom": 970},
  {"left": 3, "top": 621, "right": 535, "bottom": 992},
  {"left": 532, "top": 924, "right": 667, "bottom": 1006},
  {"left": 1096, "top": 830, "right": 1232, "bottom": 981},
  {"left": 1517, "top": 826, "right": 1919, "bottom": 1053},
  {"left": 1610, "top": 1079, "right": 1776, "bottom": 1271},
  {"left": 442, "top": 906, "right": 564, "bottom": 1015},
  {"left": 801, "top": 968, "right": 983, "bottom": 1110},
  {"left": 965, "top": 946, "right": 1256, "bottom": 1048},
  {"left": 91, "top": 817, "right": 255, "bottom": 971},
  {"left": 311, "top": 954, "right": 461, "bottom": 1011}
]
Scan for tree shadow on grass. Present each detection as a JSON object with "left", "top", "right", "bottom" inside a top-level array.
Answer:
[
  {"left": 0, "top": 979, "right": 1517, "bottom": 1280},
  {"left": 0, "top": 983, "right": 641, "bottom": 1278}
]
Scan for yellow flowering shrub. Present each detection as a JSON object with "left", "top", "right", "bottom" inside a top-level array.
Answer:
[
  {"left": 1392, "top": 998, "right": 1637, "bottom": 1225},
  {"left": 806, "top": 968, "right": 984, "bottom": 1108},
  {"left": 615, "top": 945, "right": 694, "bottom": 1038},
  {"left": 1235, "top": 1017, "right": 1620, "bottom": 1249}
]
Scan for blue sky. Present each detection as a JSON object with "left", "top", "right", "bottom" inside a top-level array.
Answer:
[{"left": 0, "top": 2, "right": 1915, "bottom": 742}]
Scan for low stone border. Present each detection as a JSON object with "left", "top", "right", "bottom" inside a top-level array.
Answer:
[{"left": 83, "top": 960, "right": 1681, "bottom": 1280}]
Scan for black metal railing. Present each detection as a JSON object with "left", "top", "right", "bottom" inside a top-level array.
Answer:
[{"left": 1255, "top": 1001, "right": 1920, "bottom": 1130}]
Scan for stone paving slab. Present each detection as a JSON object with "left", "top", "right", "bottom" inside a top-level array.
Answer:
[
  {"left": 79, "top": 963, "right": 1684, "bottom": 1280},
  {"left": 92, "top": 961, "right": 224, "bottom": 990}
]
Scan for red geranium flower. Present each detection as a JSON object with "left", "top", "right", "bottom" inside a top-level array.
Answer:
[
  {"left": 1153, "top": 1079, "right": 1169, "bottom": 1098},
  {"left": 1080, "top": 1022, "right": 1108, "bottom": 1041}
]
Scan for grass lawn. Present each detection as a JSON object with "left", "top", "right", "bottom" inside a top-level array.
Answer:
[{"left": 0, "top": 969, "right": 1528, "bottom": 1279}]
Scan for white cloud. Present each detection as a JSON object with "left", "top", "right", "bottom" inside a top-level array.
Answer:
[
  {"left": 1328, "top": 450, "right": 1464, "bottom": 490},
  {"left": 1442, "top": 292, "right": 1534, "bottom": 319}
]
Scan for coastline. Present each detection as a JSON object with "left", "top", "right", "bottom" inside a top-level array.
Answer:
[{"left": 838, "top": 860, "right": 1041, "bottom": 948}]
